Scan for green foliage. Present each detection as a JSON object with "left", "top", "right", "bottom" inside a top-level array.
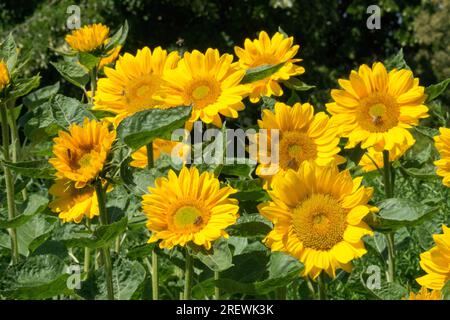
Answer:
[{"left": 117, "top": 107, "right": 192, "bottom": 150}]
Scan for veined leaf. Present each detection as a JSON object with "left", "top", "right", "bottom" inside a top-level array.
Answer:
[
  {"left": 117, "top": 106, "right": 191, "bottom": 150},
  {"left": 62, "top": 217, "right": 128, "bottom": 249},
  {"left": 2, "top": 159, "right": 55, "bottom": 179},
  {"left": 241, "top": 62, "right": 284, "bottom": 83},
  {"left": 425, "top": 78, "right": 450, "bottom": 103},
  {"left": 366, "top": 198, "right": 438, "bottom": 233},
  {"left": 50, "top": 60, "right": 89, "bottom": 89},
  {"left": 191, "top": 238, "right": 233, "bottom": 272}
]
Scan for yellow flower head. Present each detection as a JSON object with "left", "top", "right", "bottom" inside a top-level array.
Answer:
[
  {"left": 416, "top": 224, "right": 450, "bottom": 290},
  {"left": 65, "top": 23, "right": 109, "bottom": 53},
  {"left": 258, "top": 161, "right": 376, "bottom": 279},
  {"left": 156, "top": 48, "right": 249, "bottom": 129},
  {"left": 234, "top": 31, "right": 305, "bottom": 103},
  {"left": 142, "top": 166, "right": 239, "bottom": 250},
  {"left": 98, "top": 45, "right": 122, "bottom": 70},
  {"left": 130, "top": 139, "right": 191, "bottom": 168},
  {"left": 327, "top": 62, "right": 428, "bottom": 152},
  {"left": 359, "top": 140, "right": 413, "bottom": 172},
  {"left": 406, "top": 286, "right": 441, "bottom": 300},
  {"left": 49, "top": 179, "right": 99, "bottom": 223},
  {"left": 0, "top": 60, "right": 10, "bottom": 91},
  {"left": 93, "top": 46, "right": 180, "bottom": 123},
  {"left": 49, "top": 118, "right": 116, "bottom": 189},
  {"left": 255, "top": 102, "right": 342, "bottom": 188},
  {"left": 434, "top": 127, "right": 450, "bottom": 187}
]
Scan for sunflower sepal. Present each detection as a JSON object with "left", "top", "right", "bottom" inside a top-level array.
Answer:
[{"left": 103, "top": 21, "right": 129, "bottom": 52}]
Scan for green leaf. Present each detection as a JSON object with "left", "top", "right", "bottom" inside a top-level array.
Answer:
[
  {"left": 62, "top": 217, "right": 128, "bottom": 249},
  {"left": 117, "top": 106, "right": 192, "bottom": 150},
  {"left": 221, "top": 158, "right": 255, "bottom": 177},
  {"left": 0, "top": 33, "right": 18, "bottom": 71},
  {"left": 216, "top": 251, "right": 303, "bottom": 295},
  {"left": 425, "top": 78, "right": 450, "bottom": 103},
  {"left": 104, "top": 21, "right": 129, "bottom": 52},
  {"left": 2, "top": 159, "right": 55, "bottom": 179},
  {"left": 400, "top": 165, "right": 439, "bottom": 181},
  {"left": 0, "top": 255, "right": 71, "bottom": 299},
  {"left": 228, "top": 214, "right": 272, "bottom": 237},
  {"left": 227, "top": 178, "right": 267, "bottom": 201},
  {"left": 366, "top": 198, "right": 438, "bottom": 233},
  {"left": 241, "top": 62, "right": 284, "bottom": 83},
  {"left": 282, "top": 77, "right": 315, "bottom": 91},
  {"left": 25, "top": 94, "right": 94, "bottom": 136},
  {"left": 9, "top": 75, "right": 41, "bottom": 99},
  {"left": 442, "top": 280, "right": 450, "bottom": 300},
  {"left": 384, "top": 49, "right": 409, "bottom": 71},
  {"left": 191, "top": 238, "right": 233, "bottom": 272},
  {"left": 50, "top": 60, "right": 89, "bottom": 89},
  {"left": 127, "top": 243, "right": 156, "bottom": 260},
  {"left": 360, "top": 272, "right": 408, "bottom": 300},
  {"left": 23, "top": 82, "right": 60, "bottom": 109},
  {"left": 78, "top": 52, "right": 101, "bottom": 70},
  {"left": 78, "top": 257, "right": 145, "bottom": 300},
  {"left": 0, "top": 194, "right": 48, "bottom": 229}
]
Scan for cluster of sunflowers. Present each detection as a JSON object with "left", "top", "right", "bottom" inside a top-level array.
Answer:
[{"left": 0, "top": 22, "right": 449, "bottom": 300}]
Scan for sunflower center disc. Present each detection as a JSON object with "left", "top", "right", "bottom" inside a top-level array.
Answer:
[
  {"left": 173, "top": 206, "right": 204, "bottom": 229},
  {"left": 280, "top": 131, "right": 317, "bottom": 170},
  {"left": 192, "top": 85, "right": 211, "bottom": 100},
  {"left": 293, "top": 194, "right": 347, "bottom": 250}
]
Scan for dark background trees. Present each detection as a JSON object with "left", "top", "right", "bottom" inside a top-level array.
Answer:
[{"left": 0, "top": 0, "right": 448, "bottom": 105}]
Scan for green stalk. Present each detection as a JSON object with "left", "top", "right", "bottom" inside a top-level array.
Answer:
[
  {"left": 94, "top": 180, "right": 115, "bottom": 300},
  {"left": 1, "top": 104, "right": 19, "bottom": 264},
  {"left": 275, "top": 286, "right": 287, "bottom": 300},
  {"left": 146, "top": 142, "right": 159, "bottom": 300},
  {"left": 84, "top": 219, "right": 91, "bottom": 274},
  {"left": 214, "top": 271, "right": 220, "bottom": 300},
  {"left": 89, "top": 67, "right": 97, "bottom": 104},
  {"left": 183, "top": 249, "right": 193, "bottom": 300},
  {"left": 382, "top": 150, "right": 396, "bottom": 283},
  {"left": 317, "top": 273, "right": 327, "bottom": 300}
]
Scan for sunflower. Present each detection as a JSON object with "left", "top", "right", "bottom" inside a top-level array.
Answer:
[
  {"left": 326, "top": 62, "right": 428, "bottom": 152},
  {"left": 93, "top": 46, "right": 179, "bottom": 124},
  {"left": 434, "top": 127, "right": 450, "bottom": 187},
  {"left": 142, "top": 166, "right": 239, "bottom": 250},
  {"left": 65, "top": 23, "right": 109, "bottom": 53},
  {"left": 130, "top": 139, "right": 190, "bottom": 168},
  {"left": 359, "top": 140, "right": 413, "bottom": 172},
  {"left": 48, "top": 179, "right": 99, "bottom": 223},
  {"left": 98, "top": 45, "right": 122, "bottom": 70},
  {"left": 406, "top": 287, "right": 441, "bottom": 300},
  {"left": 416, "top": 224, "right": 450, "bottom": 290},
  {"left": 155, "top": 48, "right": 249, "bottom": 129},
  {"left": 255, "top": 102, "right": 342, "bottom": 188},
  {"left": 258, "top": 161, "right": 376, "bottom": 279},
  {"left": 49, "top": 118, "right": 116, "bottom": 189},
  {"left": 0, "top": 60, "right": 10, "bottom": 91},
  {"left": 234, "top": 31, "right": 305, "bottom": 103}
]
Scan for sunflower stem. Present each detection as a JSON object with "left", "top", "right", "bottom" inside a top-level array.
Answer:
[
  {"left": 183, "top": 249, "right": 194, "bottom": 300},
  {"left": 382, "top": 150, "right": 396, "bottom": 283},
  {"left": 318, "top": 273, "right": 327, "bottom": 300},
  {"left": 84, "top": 219, "right": 91, "bottom": 274},
  {"left": 1, "top": 104, "right": 19, "bottom": 265},
  {"left": 89, "top": 66, "right": 97, "bottom": 104},
  {"left": 146, "top": 142, "right": 159, "bottom": 300},
  {"left": 94, "top": 180, "right": 115, "bottom": 300},
  {"left": 275, "top": 286, "right": 287, "bottom": 300},
  {"left": 214, "top": 271, "right": 220, "bottom": 300}
]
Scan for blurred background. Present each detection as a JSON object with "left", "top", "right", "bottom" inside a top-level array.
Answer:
[{"left": 0, "top": 0, "right": 448, "bottom": 106}]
